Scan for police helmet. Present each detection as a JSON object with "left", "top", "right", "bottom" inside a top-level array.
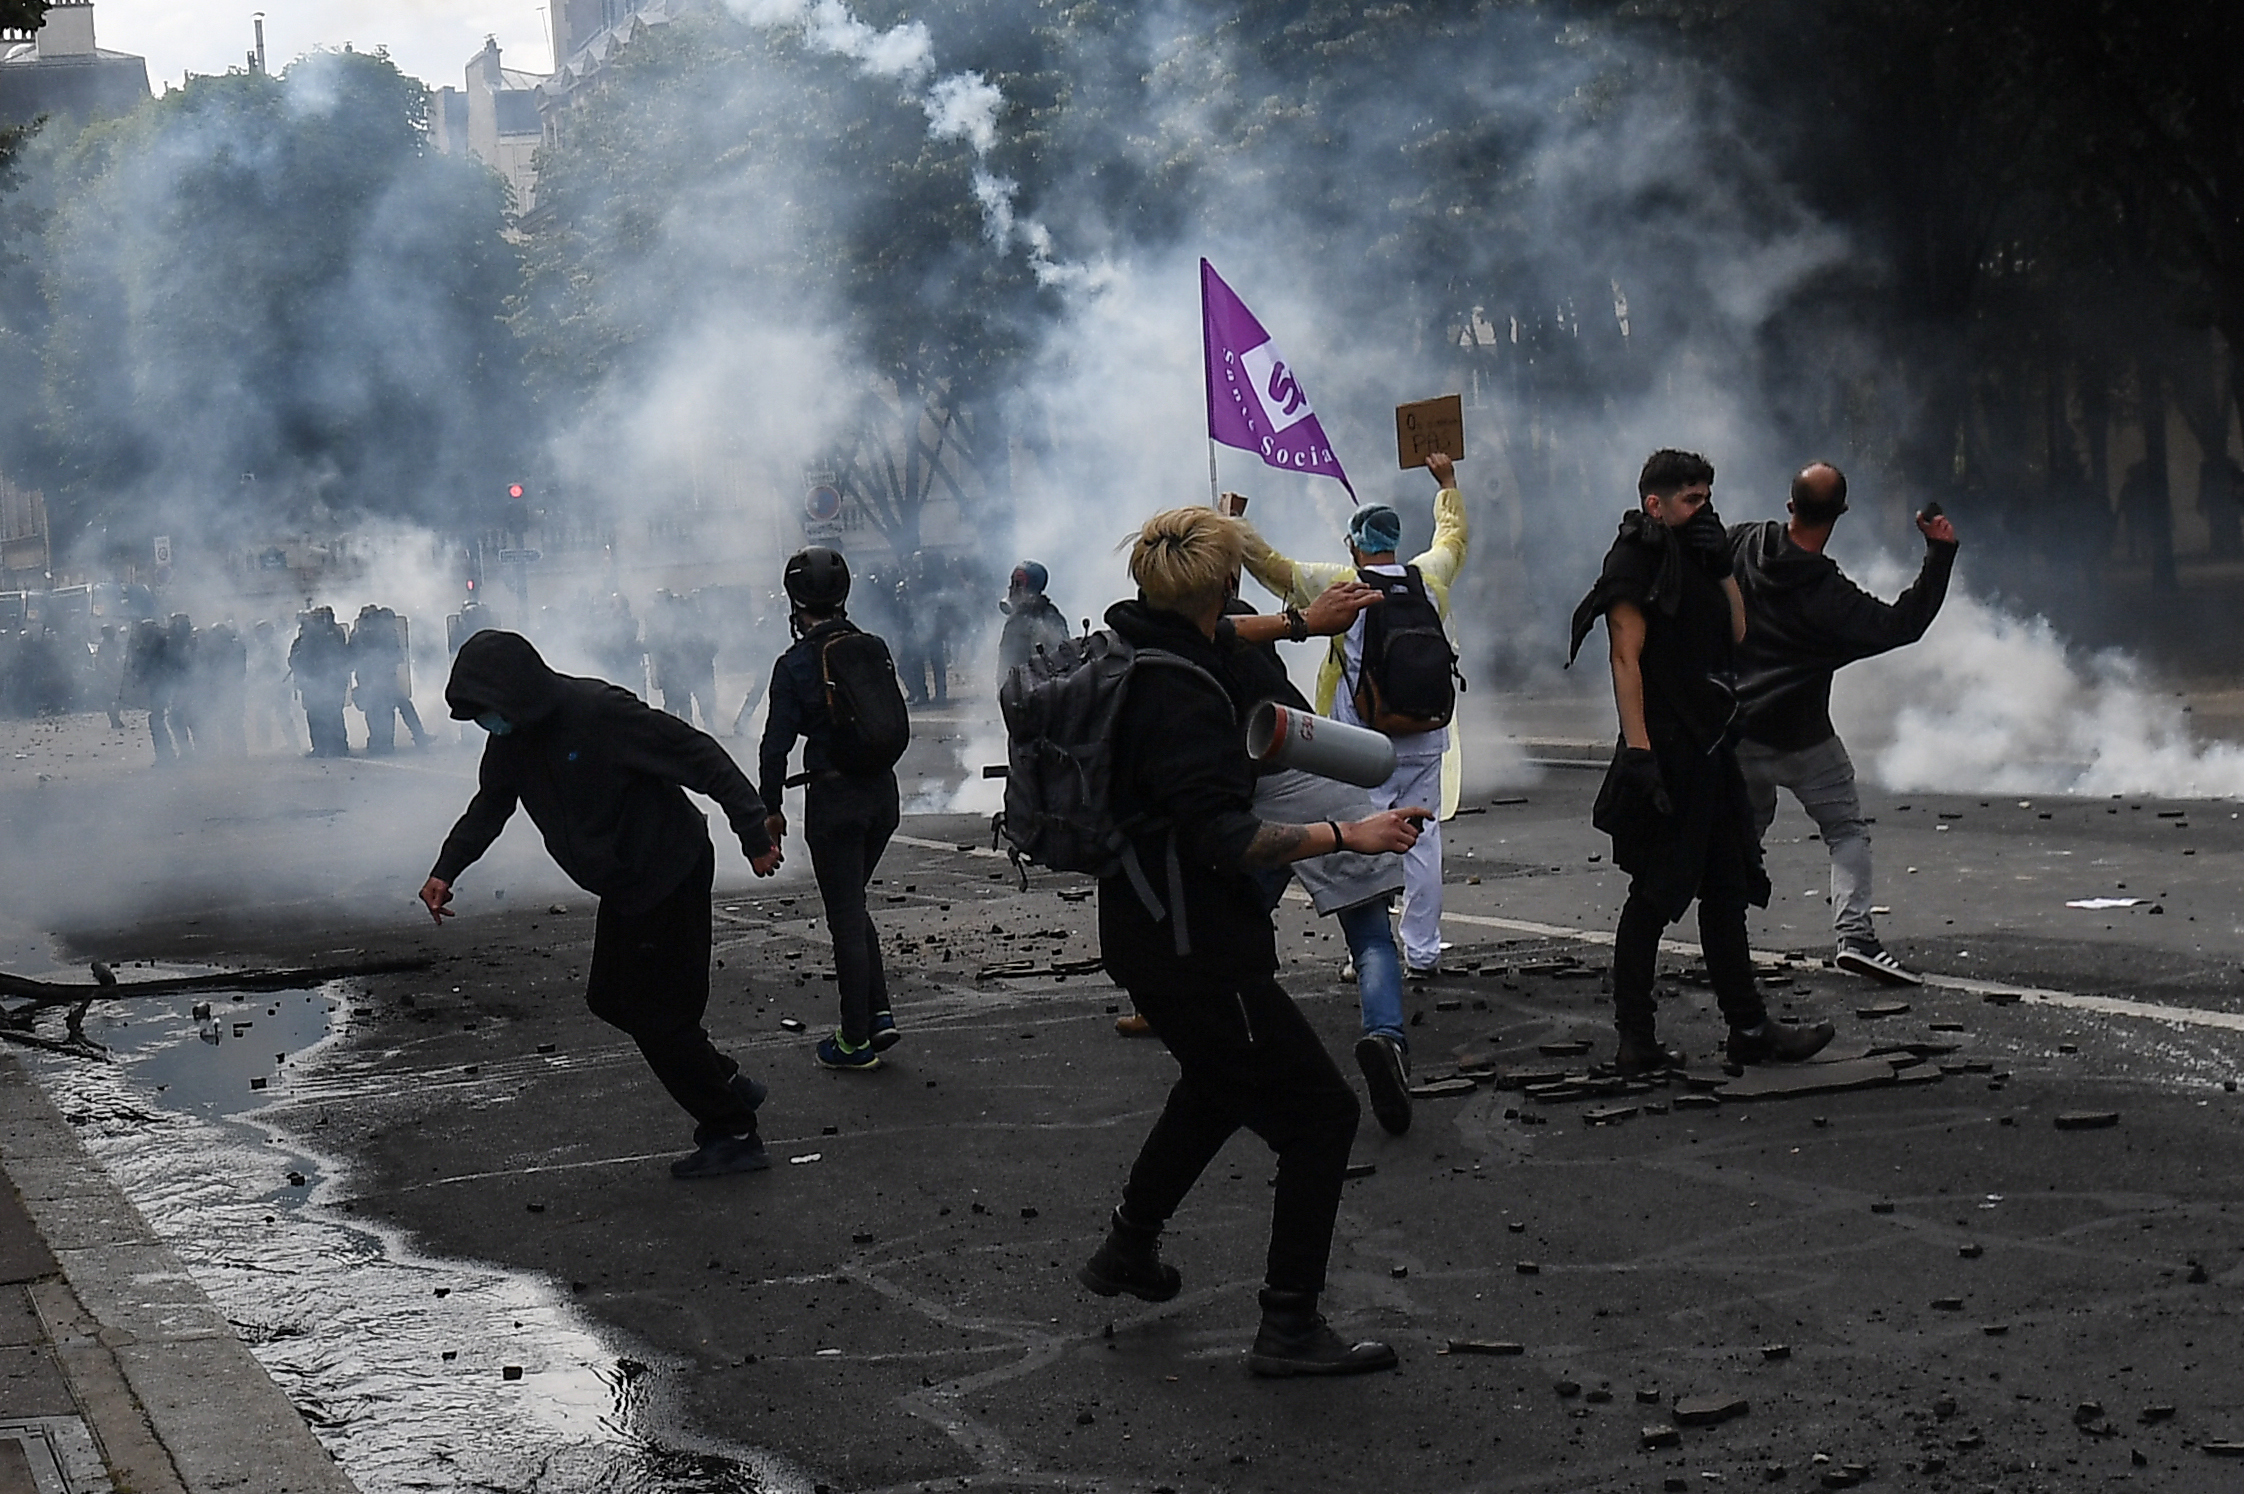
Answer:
[{"left": 783, "top": 546, "right": 851, "bottom": 610}]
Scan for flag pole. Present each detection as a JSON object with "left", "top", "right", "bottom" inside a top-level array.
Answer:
[{"left": 1207, "top": 439, "right": 1220, "bottom": 509}]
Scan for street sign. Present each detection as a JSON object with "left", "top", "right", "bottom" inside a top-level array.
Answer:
[
  {"left": 153, "top": 535, "right": 172, "bottom": 566},
  {"left": 805, "top": 484, "right": 843, "bottom": 522},
  {"left": 497, "top": 548, "right": 541, "bottom": 564}
]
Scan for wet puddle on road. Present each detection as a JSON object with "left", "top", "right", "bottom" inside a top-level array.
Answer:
[{"left": 19, "top": 978, "right": 804, "bottom": 1494}]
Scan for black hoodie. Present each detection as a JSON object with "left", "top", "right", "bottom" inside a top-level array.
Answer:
[
  {"left": 1728, "top": 521, "right": 1958, "bottom": 752},
  {"left": 430, "top": 631, "right": 772, "bottom": 914}
]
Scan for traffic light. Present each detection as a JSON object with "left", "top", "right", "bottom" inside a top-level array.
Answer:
[{"left": 507, "top": 483, "right": 525, "bottom": 499}]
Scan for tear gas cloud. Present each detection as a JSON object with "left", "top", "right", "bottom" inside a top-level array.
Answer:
[{"left": 6, "top": 0, "right": 2239, "bottom": 942}]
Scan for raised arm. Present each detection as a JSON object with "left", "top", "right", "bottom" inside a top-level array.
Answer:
[{"left": 1411, "top": 452, "right": 1471, "bottom": 590}]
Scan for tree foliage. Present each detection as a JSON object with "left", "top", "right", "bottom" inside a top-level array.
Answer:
[{"left": 11, "top": 49, "right": 524, "bottom": 550}]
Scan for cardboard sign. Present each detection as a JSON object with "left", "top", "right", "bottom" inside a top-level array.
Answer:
[{"left": 1395, "top": 395, "right": 1465, "bottom": 470}]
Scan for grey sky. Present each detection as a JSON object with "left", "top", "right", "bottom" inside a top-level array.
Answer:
[{"left": 89, "top": 1, "right": 553, "bottom": 93}]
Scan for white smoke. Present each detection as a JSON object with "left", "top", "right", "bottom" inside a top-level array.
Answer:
[{"left": 1839, "top": 560, "right": 2244, "bottom": 799}]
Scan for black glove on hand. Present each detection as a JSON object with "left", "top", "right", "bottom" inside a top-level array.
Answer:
[
  {"left": 1618, "top": 745, "right": 1673, "bottom": 817},
  {"left": 1678, "top": 506, "right": 1733, "bottom": 578}
]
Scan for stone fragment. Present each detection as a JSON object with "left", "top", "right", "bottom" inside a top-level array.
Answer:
[
  {"left": 1980, "top": 1322, "right": 2009, "bottom": 1336},
  {"left": 526, "top": 1202, "right": 545, "bottom": 1214},
  {"left": 1585, "top": 1387, "right": 1613, "bottom": 1404},
  {"left": 1390, "top": 1265, "right": 1409, "bottom": 1279},
  {"left": 1553, "top": 1379, "right": 1581, "bottom": 1398},
  {"left": 1856, "top": 1001, "right": 1911, "bottom": 1019},
  {"left": 1673, "top": 1394, "right": 1749, "bottom": 1427},
  {"left": 1958, "top": 1243, "right": 1984, "bottom": 1259},
  {"left": 2204, "top": 1442, "right": 2244, "bottom": 1458},
  {"left": 1870, "top": 1201, "right": 1895, "bottom": 1214},
  {"left": 1506, "top": 1220, "right": 1526, "bottom": 1233},
  {"left": 1760, "top": 1344, "right": 1790, "bottom": 1361},
  {"left": 1674, "top": 1094, "right": 1718, "bottom": 1111},
  {"left": 1719, "top": 1058, "right": 1898, "bottom": 1101},
  {"left": 780, "top": 1017, "right": 806, "bottom": 1032},
  {"left": 1409, "top": 1078, "right": 1477, "bottom": 1099},
  {"left": 1640, "top": 1426, "right": 1681, "bottom": 1450},
  {"left": 2137, "top": 1404, "right": 2175, "bottom": 1424},
  {"left": 1516, "top": 1261, "right": 1540, "bottom": 1275},
  {"left": 1539, "top": 1039, "right": 1593, "bottom": 1057},
  {"left": 1344, "top": 1162, "right": 1377, "bottom": 1180},
  {"left": 1583, "top": 1104, "right": 1639, "bottom": 1125},
  {"left": 536, "top": 1043, "right": 555, "bottom": 1054},
  {"left": 1637, "top": 1388, "right": 1663, "bottom": 1404},
  {"left": 1931, "top": 1296, "right": 1963, "bottom": 1310},
  {"left": 1021, "top": 1207, "right": 1038, "bottom": 1219},
  {"left": 1444, "top": 1339, "right": 1524, "bottom": 1356},
  {"left": 852, "top": 1232, "right": 875, "bottom": 1245},
  {"left": 2055, "top": 1111, "right": 2119, "bottom": 1130},
  {"left": 1932, "top": 1397, "right": 1957, "bottom": 1419},
  {"left": 2186, "top": 1260, "right": 2209, "bottom": 1284},
  {"left": 1434, "top": 999, "right": 1462, "bottom": 1012},
  {"left": 2073, "top": 1401, "right": 2104, "bottom": 1426},
  {"left": 503, "top": 1365, "right": 523, "bottom": 1381}
]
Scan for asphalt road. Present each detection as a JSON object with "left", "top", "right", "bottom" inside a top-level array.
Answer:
[{"left": 5, "top": 703, "right": 2244, "bottom": 1493}]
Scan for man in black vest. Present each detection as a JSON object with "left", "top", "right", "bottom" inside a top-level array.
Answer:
[
  {"left": 1571, "top": 449, "right": 1834, "bottom": 1075},
  {"left": 759, "top": 547, "right": 905, "bottom": 1071}
]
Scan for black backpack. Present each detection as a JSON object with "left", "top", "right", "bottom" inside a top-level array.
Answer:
[
  {"left": 813, "top": 622, "right": 911, "bottom": 774},
  {"left": 1350, "top": 564, "right": 1462, "bottom": 734},
  {"left": 995, "top": 629, "right": 1221, "bottom": 955}
]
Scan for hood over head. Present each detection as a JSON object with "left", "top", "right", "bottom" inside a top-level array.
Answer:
[{"left": 445, "top": 630, "right": 566, "bottom": 724}]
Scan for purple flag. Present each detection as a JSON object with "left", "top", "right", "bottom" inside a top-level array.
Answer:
[{"left": 1201, "top": 259, "right": 1354, "bottom": 497}]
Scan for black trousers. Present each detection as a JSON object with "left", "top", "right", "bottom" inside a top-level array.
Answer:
[
  {"left": 1612, "top": 791, "right": 1766, "bottom": 1035},
  {"left": 1117, "top": 970, "right": 1360, "bottom": 1297},
  {"left": 584, "top": 841, "right": 758, "bottom": 1144},
  {"left": 805, "top": 771, "right": 899, "bottom": 1045}
]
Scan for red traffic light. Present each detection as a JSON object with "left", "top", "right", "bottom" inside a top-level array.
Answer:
[{"left": 506, "top": 483, "right": 525, "bottom": 499}]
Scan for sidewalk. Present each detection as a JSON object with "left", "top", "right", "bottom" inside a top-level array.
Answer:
[{"left": 0, "top": 1054, "right": 356, "bottom": 1494}]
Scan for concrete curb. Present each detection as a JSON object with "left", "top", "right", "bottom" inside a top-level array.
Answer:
[{"left": 0, "top": 1055, "right": 357, "bottom": 1494}]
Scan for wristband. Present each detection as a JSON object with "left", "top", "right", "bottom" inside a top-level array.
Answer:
[
  {"left": 1285, "top": 607, "right": 1309, "bottom": 641},
  {"left": 1327, "top": 819, "right": 1345, "bottom": 853}
]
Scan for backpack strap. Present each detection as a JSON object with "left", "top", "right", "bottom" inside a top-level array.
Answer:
[{"left": 1112, "top": 645, "right": 1228, "bottom": 957}]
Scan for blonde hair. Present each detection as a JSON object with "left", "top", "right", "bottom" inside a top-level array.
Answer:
[{"left": 1127, "top": 507, "right": 1246, "bottom": 614}]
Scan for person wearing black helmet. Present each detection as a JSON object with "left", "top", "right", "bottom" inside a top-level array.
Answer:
[
  {"left": 760, "top": 546, "right": 912, "bottom": 1071},
  {"left": 418, "top": 630, "right": 785, "bottom": 1179}
]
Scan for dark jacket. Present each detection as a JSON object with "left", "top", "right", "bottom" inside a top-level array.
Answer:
[
  {"left": 430, "top": 631, "right": 771, "bottom": 914},
  {"left": 1576, "top": 515, "right": 1769, "bottom": 921},
  {"left": 758, "top": 615, "right": 895, "bottom": 814},
  {"left": 1097, "top": 598, "right": 1274, "bottom": 986},
  {"left": 1729, "top": 520, "right": 1957, "bottom": 752},
  {"left": 998, "top": 593, "right": 1071, "bottom": 677}
]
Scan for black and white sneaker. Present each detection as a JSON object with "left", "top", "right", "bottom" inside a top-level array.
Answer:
[
  {"left": 1835, "top": 943, "right": 1923, "bottom": 986},
  {"left": 1354, "top": 1034, "right": 1412, "bottom": 1136}
]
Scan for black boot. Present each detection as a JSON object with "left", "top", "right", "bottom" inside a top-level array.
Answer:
[
  {"left": 1726, "top": 1018, "right": 1835, "bottom": 1066},
  {"left": 1613, "top": 1025, "right": 1683, "bottom": 1077},
  {"left": 1077, "top": 1208, "right": 1181, "bottom": 1302},
  {"left": 1247, "top": 1289, "right": 1397, "bottom": 1378}
]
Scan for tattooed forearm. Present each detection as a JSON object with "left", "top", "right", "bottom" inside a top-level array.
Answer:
[{"left": 1241, "top": 821, "right": 1334, "bottom": 869}]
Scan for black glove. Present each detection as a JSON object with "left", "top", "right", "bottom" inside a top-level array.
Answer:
[
  {"left": 1617, "top": 745, "right": 1672, "bottom": 817},
  {"left": 1678, "top": 506, "right": 1733, "bottom": 578}
]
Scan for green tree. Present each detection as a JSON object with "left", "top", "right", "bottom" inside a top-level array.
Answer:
[{"left": 26, "top": 48, "right": 523, "bottom": 551}]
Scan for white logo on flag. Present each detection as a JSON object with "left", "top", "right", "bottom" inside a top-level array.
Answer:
[{"left": 1239, "top": 341, "right": 1315, "bottom": 434}]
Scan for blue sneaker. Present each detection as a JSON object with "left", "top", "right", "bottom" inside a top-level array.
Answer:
[
  {"left": 816, "top": 1033, "right": 881, "bottom": 1071},
  {"left": 868, "top": 1011, "right": 901, "bottom": 1052}
]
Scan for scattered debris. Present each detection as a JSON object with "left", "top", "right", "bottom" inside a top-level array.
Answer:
[
  {"left": 2054, "top": 1111, "right": 2119, "bottom": 1130},
  {"left": 1855, "top": 1001, "right": 1910, "bottom": 1019},
  {"left": 2064, "top": 897, "right": 2141, "bottom": 910},
  {"left": 1445, "top": 1338, "right": 1523, "bottom": 1356},
  {"left": 1673, "top": 1394, "right": 1749, "bottom": 1428},
  {"left": 1408, "top": 1078, "right": 1477, "bottom": 1099}
]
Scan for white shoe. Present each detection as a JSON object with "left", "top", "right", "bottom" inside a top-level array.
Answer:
[{"left": 1835, "top": 944, "right": 1923, "bottom": 986}]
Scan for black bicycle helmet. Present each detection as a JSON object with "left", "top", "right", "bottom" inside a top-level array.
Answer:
[{"left": 783, "top": 546, "right": 851, "bottom": 610}]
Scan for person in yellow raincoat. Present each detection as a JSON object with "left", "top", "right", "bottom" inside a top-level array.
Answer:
[{"left": 1224, "top": 453, "right": 1469, "bottom": 975}]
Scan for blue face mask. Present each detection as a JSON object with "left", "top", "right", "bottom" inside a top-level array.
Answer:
[{"left": 475, "top": 713, "right": 513, "bottom": 736}]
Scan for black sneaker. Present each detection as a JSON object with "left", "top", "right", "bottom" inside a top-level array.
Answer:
[
  {"left": 1077, "top": 1229, "right": 1182, "bottom": 1302},
  {"left": 1354, "top": 1034, "right": 1412, "bottom": 1136},
  {"left": 1726, "top": 1019, "right": 1836, "bottom": 1066},
  {"left": 1247, "top": 1289, "right": 1398, "bottom": 1378},
  {"left": 1835, "top": 943, "right": 1923, "bottom": 986},
  {"left": 670, "top": 1132, "right": 770, "bottom": 1179}
]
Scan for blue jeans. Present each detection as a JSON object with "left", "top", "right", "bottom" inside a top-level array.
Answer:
[{"left": 1339, "top": 898, "right": 1404, "bottom": 1046}]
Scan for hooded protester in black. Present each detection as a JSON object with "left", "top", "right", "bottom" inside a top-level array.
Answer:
[
  {"left": 423, "top": 631, "right": 778, "bottom": 1179},
  {"left": 432, "top": 630, "right": 773, "bottom": 913}
]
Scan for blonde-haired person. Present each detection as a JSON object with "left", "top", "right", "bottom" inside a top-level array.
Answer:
[{"left": 1077, "top": 506, "right": 1426, "bottom": 1378}]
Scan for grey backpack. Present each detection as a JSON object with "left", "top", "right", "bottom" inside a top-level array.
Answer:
[{"left": 996, "top": 629, "right": 1223, "bottom": 954}]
